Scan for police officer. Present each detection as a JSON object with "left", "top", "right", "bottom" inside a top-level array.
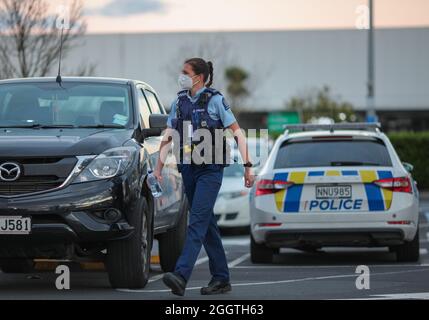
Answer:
[{"left": 154, "top": 58, "right": 254, "bottom": 296}]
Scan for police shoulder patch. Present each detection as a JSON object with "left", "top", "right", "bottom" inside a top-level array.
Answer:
[{"left": 222, "top": 97, "right": 230, "bottom": 111}]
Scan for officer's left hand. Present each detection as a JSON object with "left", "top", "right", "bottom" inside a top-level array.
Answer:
[{"left": 244, "top": 168, "right": 255, "bottom": 188}]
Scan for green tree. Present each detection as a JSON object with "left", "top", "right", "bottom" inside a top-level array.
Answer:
[
  {"left": 224, "top": 66, "right": 250, "bottom": 114},
  {"left": 286, "top": 86, "right": 356, "bottom": 123}
]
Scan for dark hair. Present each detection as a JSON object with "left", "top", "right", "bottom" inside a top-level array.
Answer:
[{"left": 185, "top": 58, "right": 214, "bottom": 87}]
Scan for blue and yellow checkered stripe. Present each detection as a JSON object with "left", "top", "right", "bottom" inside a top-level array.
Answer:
[{"left": 273, "top": 170, "right": 393, "bottom": 213}]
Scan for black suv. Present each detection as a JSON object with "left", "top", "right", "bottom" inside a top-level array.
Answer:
[{"left": 0, "top": 77, "right": 188, "bottom": 288}]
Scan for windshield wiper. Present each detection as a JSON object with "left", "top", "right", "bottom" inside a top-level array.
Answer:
[
  {"left": 77, "top": 124, "right": 125, "bottom": 129},
  {"left": 331, "top": 161, "right": 381, "bottom": 166},
  {"left": 0, "top": 124, "right": 76, "bottom": 129}
]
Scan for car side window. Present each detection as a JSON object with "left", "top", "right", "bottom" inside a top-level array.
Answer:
[
  {"left": 144, "top": 90, "right": 163, "bottom": 114},
  {"left": 137, "top": 88, "right": 151, "bottom": 128}
]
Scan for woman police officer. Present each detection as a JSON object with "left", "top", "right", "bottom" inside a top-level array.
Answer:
[{"left": 154, "top": 58, "right": 255, "bottom": 296}]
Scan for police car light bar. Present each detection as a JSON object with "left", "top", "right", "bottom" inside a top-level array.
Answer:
[{"left": 283, "top": 122, "right": 381, "bottom": 133}]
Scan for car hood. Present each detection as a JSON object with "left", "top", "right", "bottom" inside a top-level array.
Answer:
[{"left": 0, "top": 128, "right": 134, "bottom": 157}]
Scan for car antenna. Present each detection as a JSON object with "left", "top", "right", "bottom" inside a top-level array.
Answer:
[{"left": 56, "top": 25, "right": 65, "bottom": 87}]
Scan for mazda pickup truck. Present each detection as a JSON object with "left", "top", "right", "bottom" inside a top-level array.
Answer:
[{"left": 0, "top": 77, "right": 188, "bottom": 288}]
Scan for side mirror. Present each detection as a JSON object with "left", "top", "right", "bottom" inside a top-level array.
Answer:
[
  {"left": 149, "top": 114, "right": 168, "bottom": 130},
  {"left": 402, "top": 162, "right": 414, "bottom": 173},
  {"left": 142, "top": 114, "right": 168, "bottom": 138}
]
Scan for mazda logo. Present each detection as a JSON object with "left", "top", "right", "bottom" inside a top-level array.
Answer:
[{"left": 0, "top": 162, "right": 21, "bottom": 182}]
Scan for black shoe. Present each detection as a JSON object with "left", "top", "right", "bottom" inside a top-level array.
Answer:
[
  {"left": 200, "top": 279, "right": 232, "bottom": 295},
  {"left": 162, "top": 272, "right": 186, "bottom": 296}
]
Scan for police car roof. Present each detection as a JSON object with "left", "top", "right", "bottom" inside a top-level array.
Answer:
[{"left": 283, "top": 130, "right": 384, "bottom": 140}]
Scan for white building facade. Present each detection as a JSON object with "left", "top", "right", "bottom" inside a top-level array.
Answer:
[{"left": 65, "top": 28, "right": 429, "bottom": 130}]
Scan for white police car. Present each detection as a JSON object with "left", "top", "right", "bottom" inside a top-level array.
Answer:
[{"left": 250, "top": 123, "right": 420, "bottom": 263}]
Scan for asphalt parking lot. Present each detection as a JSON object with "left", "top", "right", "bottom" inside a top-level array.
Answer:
[{"left": 0, "top": 197, "right": 428, "bottom": 300}]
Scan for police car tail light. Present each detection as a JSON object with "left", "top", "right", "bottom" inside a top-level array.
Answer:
[
  {"left": 255, "top": 179, "right": 294, "bottom": 196},
  {"left": 373, "top": 177, "right": 412, "bottom": 193}
]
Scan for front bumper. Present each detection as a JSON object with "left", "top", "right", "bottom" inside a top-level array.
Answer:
[
  {"left": 0, "top": 177, "right": 137, "bottom": 248},
  {"left": 214, "top": 195, "right": 250, "bottom": 227}
]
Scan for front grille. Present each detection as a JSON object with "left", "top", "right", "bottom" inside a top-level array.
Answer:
[
  {"left": 0, "top": 176, "right": 65, "bottom": 195},
  {"left": 225, "top": 212, "right": 239, "bottom": 221},
  {"left": 0, "top": 157, "right": 64, "bottom": 165},
  {"left": 0, "top": 157, "right": 77, "bottom": 196}
]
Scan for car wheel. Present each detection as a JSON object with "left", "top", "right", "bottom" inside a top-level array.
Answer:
[
  {"left": 106, "top": 196, "right": 152, "bottom": 288},
  {"left": 392, "top": 229, "right": 420, "bottom": 262},
  {"left": 250, "top": 234, "right": 277, "bottom": 263},
  {"left": 158, "top": 198, "right": 189, "bottom": 272},
  {"left": 0, "top": 259, "right": 35, "bottom": 273}
]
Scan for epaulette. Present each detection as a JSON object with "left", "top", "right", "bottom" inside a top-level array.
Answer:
[{"left": 177, "top": 90, "right": 188, "bottom": 97}]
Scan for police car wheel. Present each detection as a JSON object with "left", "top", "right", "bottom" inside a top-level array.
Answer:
[
  {"left": 250, "top": 234, "right": 277, "bottom": 264},
  {"left": 391, "top": 229, "right": 420, "bottom": 263},
  {"left": 0, "top": 259, "right": 35, "bottom": 273},
  {"left": 106, "top": 196, "right": 152, "bottom": 288},
  {"left": 158, "top": 197, "right": 189, "bottom": 272}
]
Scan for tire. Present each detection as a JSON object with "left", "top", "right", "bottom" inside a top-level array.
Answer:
[
  {"left": 158, "top": 198, "right": 189, "bottom": 272},
  {"left": 392, "top": 229, "right": 420, "bottom": 263},
  {"left": 0, "top": 259, "right": 35, "bottom": 273},
  {"left": 250, "top": 234, "right": 277, "bottom": 264},
  {"left": 106, "top": 196, "right": 152, "bottom": 289}
]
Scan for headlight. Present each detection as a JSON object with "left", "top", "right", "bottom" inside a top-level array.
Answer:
[{"left": 72, "top": 147, "right": 137, "bottom": 183}]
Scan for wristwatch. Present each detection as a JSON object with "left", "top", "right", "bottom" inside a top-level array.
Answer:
[{"left": 243, "top": 161, "right": 253, "bottom": 168}]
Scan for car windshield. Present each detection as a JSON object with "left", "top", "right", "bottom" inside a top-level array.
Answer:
[
  {"left": 0, "top": 82, "right": 133, "bottom": 128},
  {"left": 274, "top": 139, "right": 393, "bottom": 168}
]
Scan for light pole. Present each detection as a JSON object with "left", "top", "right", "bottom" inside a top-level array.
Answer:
[{"left": 366, "top": 0, "right": 377, "bottom": 122}]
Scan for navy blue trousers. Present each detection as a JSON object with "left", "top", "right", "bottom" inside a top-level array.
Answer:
[{"left": 174, "top": 164, "right": 230, "bottom": 283}]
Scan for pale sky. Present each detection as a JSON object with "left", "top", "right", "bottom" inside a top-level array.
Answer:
[{"left": 53, "top": 0, "right": 429, "bottom": 33}]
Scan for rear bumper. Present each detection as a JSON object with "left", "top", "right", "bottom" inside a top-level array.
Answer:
[
  {"left": 250, "top": 195, "right": 419, "bottom": 245},
  {"left": 262, "top": 228, "right": 405, "bottom": 248}
]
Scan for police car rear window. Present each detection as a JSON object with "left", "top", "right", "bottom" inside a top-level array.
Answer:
[{"left": 274, "top": 139, "right": 392, "bottom": 168}]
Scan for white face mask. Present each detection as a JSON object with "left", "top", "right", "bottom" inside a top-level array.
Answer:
[{"left": 178, "top": 74, "right": 199, "bottom": 90}]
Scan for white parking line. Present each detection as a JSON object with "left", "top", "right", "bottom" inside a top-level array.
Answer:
[
  {"left": 341, "top": 292, "right": 429, "bottom": 300},
  {"left": 117, "top": 268, "right": 429, "bottom": 293},
  {"left": 228, "top": 253, "right": 250, "bottom": 268},
  {"left": 148, "top": 274, "right": 163, "bottom": 283},
  {"left": 222, "top": 238, "right": 250, "bottom": 246},
  {"left": 368, "top": 292, "right": 429, "bottom": 300},
  {"left": 195, "top": 256, "right": 210, "bottom": 266}
]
